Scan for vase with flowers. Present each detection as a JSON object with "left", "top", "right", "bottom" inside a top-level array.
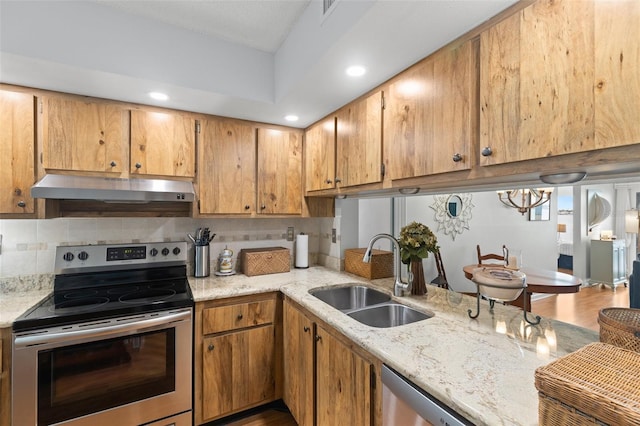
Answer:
[{"left": 398, "top": 221, "right": 439, "bottom": 295}]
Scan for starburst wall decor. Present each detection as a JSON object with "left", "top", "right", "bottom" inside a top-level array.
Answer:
[{"left": 430, "top": 194, "right": 474, "bottom": 240}]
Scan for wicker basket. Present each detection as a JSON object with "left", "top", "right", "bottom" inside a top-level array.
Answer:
[
  {"left": 535, "top": 342, "right": 640, "bottom": 425},
  {"left": 240, "top": 247, "right": 290, "bottom": 277},
  {"left": 598, "top": 307, "right": 640, "bottom": 353},
  {"left": 344, "top": 248, "right": 394, "bottom": 279}
]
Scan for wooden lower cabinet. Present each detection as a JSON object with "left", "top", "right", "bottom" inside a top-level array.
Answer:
[
  {"left": 283, "top": 298, "right": 377, "bottom": 426},
  {"left": 195, "top": 293, "right": 282, "bottom": 425},
  {"left": 202, "top": 326, "right": 276, "bottom": 420},
  {"left": 1, "top": 328, "right": 10, "bottom": 426}
]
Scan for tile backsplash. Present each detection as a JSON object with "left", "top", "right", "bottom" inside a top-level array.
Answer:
[{"left": 0, "top": 217, "right": 338, "bottom": 279}]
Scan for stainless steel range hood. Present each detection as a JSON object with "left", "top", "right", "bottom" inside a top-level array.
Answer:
[{"left": 31, "top": 174, "right": 195, "bottom": 203}]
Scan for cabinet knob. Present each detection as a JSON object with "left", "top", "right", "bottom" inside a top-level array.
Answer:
[
  {"left": 237, "top": 314, "right": 244, "bottom": 320},
  {"left": 325, "top": 179, "right": 332, "bottom": 184},
  {"left": 245, "top": 205, "right": 250, "bottom": 210},
  {"left": 481, "top": 147, "right": 493, "bottom": 157},
  {"left": 315, "top": 335, "right": 322, "bottom": 342},
  {"left": 110, "top": 161, "right": 117, "bottom": 167},
  {"left": 452, "top": 153, "right": 463, "bottom": 162},
  {"left": 303, "top": 326, "right": 310, "bottom": 333},
  {"left": 14, "top": 188, "right": 22, "bottom": 196},
  {"left": 335, "top": 178, "right": 342, "bottom": 184},
  {"left": 17, "top": 201, "right": 26, "bottom": 208},
  {"left": 208, "top": 344, "right": 215, "bottom": 351},
  {"left": 260, "top": 205, "right": 266, "bottom": 210},
  {"left": 135, "top": 162, "right": 142, "bottom": 169}
]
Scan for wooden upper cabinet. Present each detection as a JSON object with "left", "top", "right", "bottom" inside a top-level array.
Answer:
[
  {"left": 42, "top": 96, "right": 127, "bottom": 173},
  {"left": 304, "top": 117, "right": 336, "bottom": 192},
  {"left": 594, "top": 0, "right": 640, "bottom": 148},
  {"left": 1, "top": 90, "right": 35, "bottom": 214},
  {"left": 257, "top": 128, "right": 302, "bottom": 215},
  {"left": 480, "top": 0, "right": 640, "bottom": 166},
  {"left": 384, "top": 40, "right": 476, "bottom": 180},
  {"left": 198, "top": 118, "right": 256, "bottom": 215},
  {"left": 130, "top": 110, "right": 195, "bottom": 177},
  {"left": 336, "top": 91, "right": 382, "bottom": 188}
]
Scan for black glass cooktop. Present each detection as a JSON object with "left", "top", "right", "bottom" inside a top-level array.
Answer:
[{"left": 13, "top": 265, "right": 193, "bottom": 332}]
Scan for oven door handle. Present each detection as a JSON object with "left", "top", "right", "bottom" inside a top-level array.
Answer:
[{"left": 14, "top": 309, "right": 191, "bottom": 349}]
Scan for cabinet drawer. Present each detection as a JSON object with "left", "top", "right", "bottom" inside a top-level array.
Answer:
[{"left": 202, "top": 299, "right": 276, "bottom": 335}]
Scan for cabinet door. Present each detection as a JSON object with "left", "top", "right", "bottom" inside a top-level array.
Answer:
[
  {"left": 283, "top": 301, "right": 315, "bottom": 426},
  {"left": 202, "top": 326, "right": 276, "bottom": 421},
  {"left": 42, "top": 96, "right": 126, "bottom": 173},
  {"left": 304, "top": 117, "right": 336, "bottom": 192},
  {"left": 594, "top": 0, "right": 640, "bottom": 148},
  {"left": 198, "top": 118, "right": 255, "bottom": 214},
  {"left": 130, "top": 110, "right": 195, "bottom": 177},
  {"left": 0, "top": 90, "right": 35, "bottom": 213},
  {"left": 384, "top": 41, "right": 474, "bottom": 180},
  {"left": 336, "top": 91, "right": 382, "bottom": 187},
  {"left": 480, "top": 0, "right": 595, "bottom": 165},
  {"left": 257, "top": 128, "right": 302, "bottom": 215},
  {"left": 316, "top": 324, "right": 372, "bottom": 426}
]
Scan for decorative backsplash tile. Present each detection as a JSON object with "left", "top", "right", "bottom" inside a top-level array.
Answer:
[{"left": 0, "top": 217, "right": 336, "bottom": 280}]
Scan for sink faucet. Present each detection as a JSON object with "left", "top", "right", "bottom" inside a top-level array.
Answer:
[{"left": 363, "top": 233, "right": 411, "bottom": 296}]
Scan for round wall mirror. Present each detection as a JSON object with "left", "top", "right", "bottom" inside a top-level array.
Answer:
[{"left": 446, "top": 195, "right": 463, "bottom": 218}]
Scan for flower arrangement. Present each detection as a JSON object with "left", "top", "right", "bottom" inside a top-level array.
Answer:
[{"left": 398, "top": 221, "right": 439, "bottom": 264}]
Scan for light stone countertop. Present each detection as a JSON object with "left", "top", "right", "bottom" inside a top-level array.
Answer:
[
  {"left": 190, "top": 266, "right": 598, "bottom": 426},
  {"left": 3, "top": 267, "right": 598, "bottom": 425}
]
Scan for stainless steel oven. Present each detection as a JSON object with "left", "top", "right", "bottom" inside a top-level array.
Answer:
[{"left": 12, "top": 242, "right": 194, "bottom": 426}]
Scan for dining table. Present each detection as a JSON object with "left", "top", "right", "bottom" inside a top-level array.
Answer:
[{"left": 462, "top": 264, "right": 582, "bottom": 312}]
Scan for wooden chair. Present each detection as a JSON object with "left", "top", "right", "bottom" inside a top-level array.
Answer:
[
  {"left": 476, "top": 244, "right": 507, "bottom": 266},
  {"left": 430, "top": 249, "right": 448, "bottom": 289}
]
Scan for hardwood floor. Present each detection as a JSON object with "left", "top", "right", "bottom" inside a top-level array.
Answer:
[
  {"left": 206, "top": 402, "right": 297, "bottom": 426},
  {"left": 531, "top": 283, "right": 630, "bottom": 331}
]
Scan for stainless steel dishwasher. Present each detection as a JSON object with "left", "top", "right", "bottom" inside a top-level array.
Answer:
[{"left": 382, "top": 365, "right": 472, "bottom": 426}]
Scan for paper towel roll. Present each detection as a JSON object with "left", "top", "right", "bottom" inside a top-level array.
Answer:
[{"left": 295, "top": 234, "right": 309, "bottom": 268}]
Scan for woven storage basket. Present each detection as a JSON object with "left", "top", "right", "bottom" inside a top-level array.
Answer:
[
  {"left": 535, "top": 342, "right": 640, "bottom": 426},
  {"left": 598, "top": 307, "right": 640, "bottom": 353},
  {"left": 344, "top": 248, "right": 394, "bottom": 279},
  {"left": 240, "top": 247, "right": 290, "bottom": 277}
]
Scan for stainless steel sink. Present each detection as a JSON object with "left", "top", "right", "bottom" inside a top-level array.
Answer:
[
  {"left": 347, "top": 304, "right": 433, "bottom": 328},
  {"left": 310, "top": 285, "right": 391, "bottom": 312},
  {"left": 310, "top": 284, "right": 433, "bottom": 328}
]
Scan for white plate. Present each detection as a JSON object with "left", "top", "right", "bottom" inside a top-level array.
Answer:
[{"left": 214, "top": 270, "right": 236, "bottom": 276}]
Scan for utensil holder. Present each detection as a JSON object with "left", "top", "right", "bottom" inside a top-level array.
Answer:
[{"left": 194, "top": 245, "right": 210, "bottom": 278}]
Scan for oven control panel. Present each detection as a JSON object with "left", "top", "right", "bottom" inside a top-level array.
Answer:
[{"left": 55, "top": 242, "right": 187, "bottom": 274}]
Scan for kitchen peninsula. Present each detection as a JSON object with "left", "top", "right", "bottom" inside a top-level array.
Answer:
[
  {"left": 2, "top": 266, "right": 596, "bottom": 425},
  {"left": 192, "top": 268, "right": 597, "bottom": 425}
]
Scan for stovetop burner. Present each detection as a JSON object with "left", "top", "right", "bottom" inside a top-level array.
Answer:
[{"left": 13, "top": 242, "right": 193, "bottom": 332}]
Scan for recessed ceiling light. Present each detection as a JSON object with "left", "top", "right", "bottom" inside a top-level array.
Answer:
[
  {"left": 284, "top": 115, "right": 299, "bottom": 122},
  {"left": 346, "top": 65, "right": 366, "bottom": 77},
  {"left": 148, "top": 92, "right": 169, "bottom": 101}
]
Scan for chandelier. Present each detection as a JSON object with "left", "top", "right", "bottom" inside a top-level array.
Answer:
[{"left": 497, "top": 188, "right": 553, "bottom": 215}]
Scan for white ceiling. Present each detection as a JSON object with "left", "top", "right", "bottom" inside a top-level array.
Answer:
[{"left": 0, "top": 0, "right": 518, "bottom": 128}]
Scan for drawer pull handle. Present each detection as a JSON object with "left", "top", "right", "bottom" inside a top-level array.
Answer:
[{"left": 208, "top": 344, "right": 214, "bottom": 351}]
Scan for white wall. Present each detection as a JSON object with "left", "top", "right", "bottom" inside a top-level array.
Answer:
[
  {"left": 403, "top": 190, "right": 558, "bottom": 293},
  {"left": 358, "top": 198, "right": 393, "bottom": 251}
]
